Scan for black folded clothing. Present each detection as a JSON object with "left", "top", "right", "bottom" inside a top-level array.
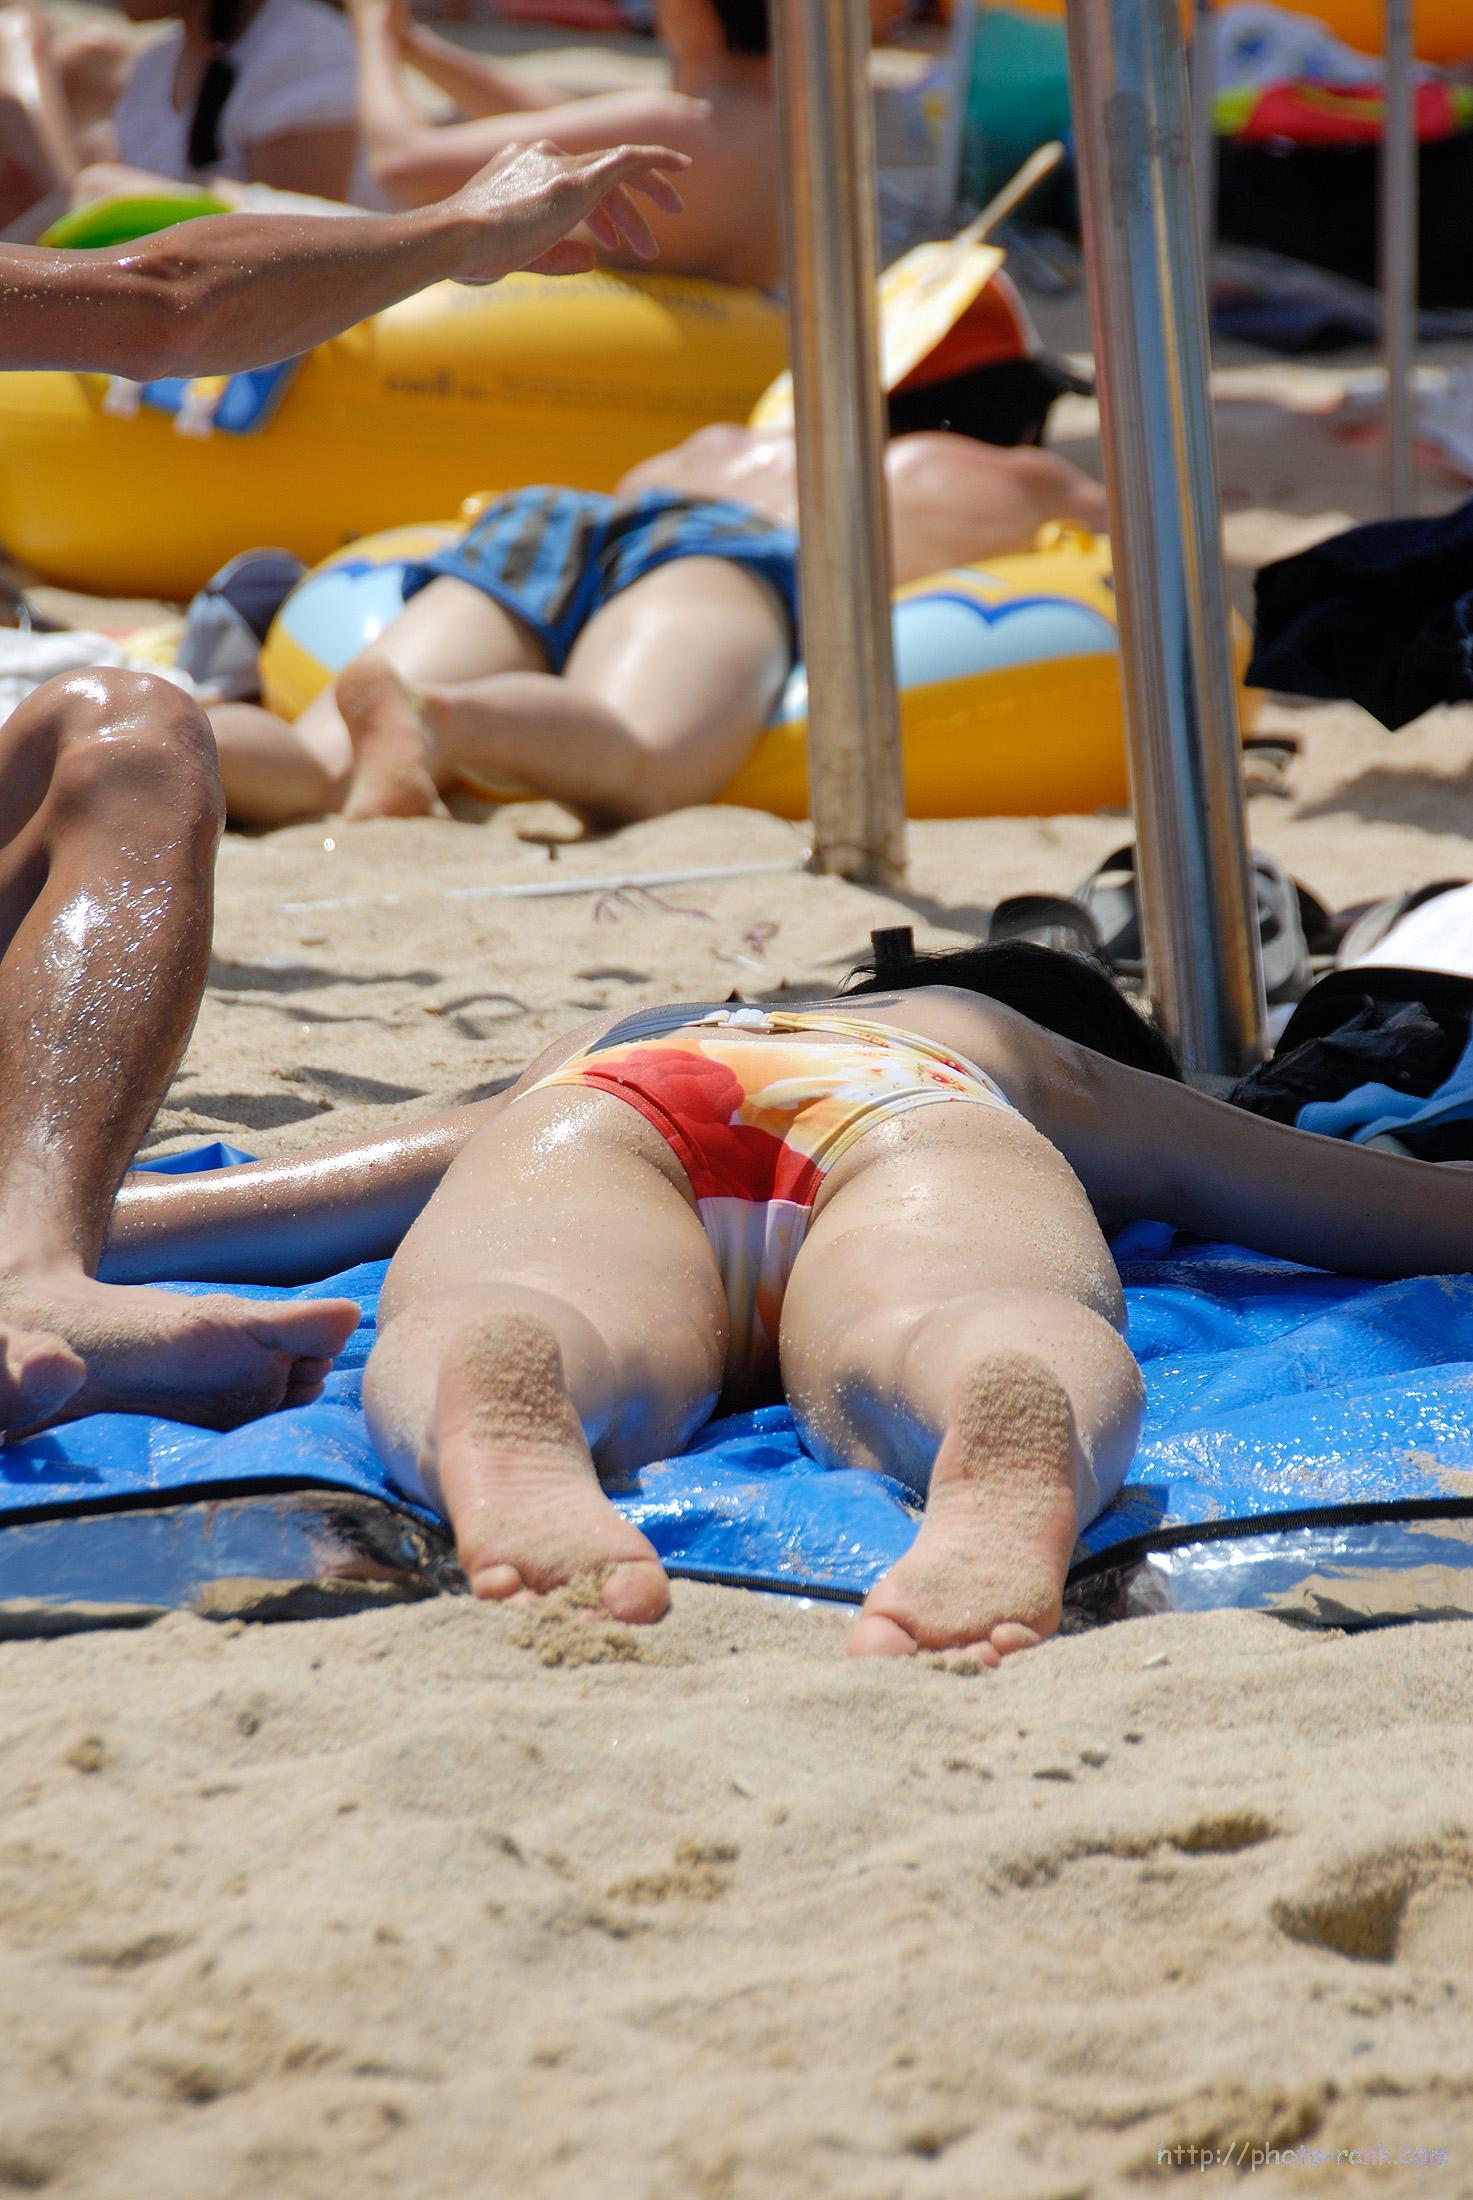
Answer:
[
  {"left": 1249, "top": 497, "right": 1473, "bottom": 730},
  {"left": 1228, "top": 997, "right": 1454, "bottom": 1127},
  {"left": 1217, "top": 132, "right": 1473, "bottom": 313}
]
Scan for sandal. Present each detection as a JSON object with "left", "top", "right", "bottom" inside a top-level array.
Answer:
[
  {"left": 987, "top": 894, "right": 1106, "bottom": 959},
  {"left": 1074, "top": 844, "right": 1327, "bottom": 1006}
]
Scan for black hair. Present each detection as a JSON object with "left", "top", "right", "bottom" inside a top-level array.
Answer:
[
  {"left": 187, "top": 0, "right": 243, "bottom": 171},
  {"left": 708, "top": 0, "right": 769, "bottom": 57},
  {"left": 885, "top": 357, "right": 1077, "bottom": 449},
  {"left": 843, "top": 935, "right": 1184, "bottom": 1082}
]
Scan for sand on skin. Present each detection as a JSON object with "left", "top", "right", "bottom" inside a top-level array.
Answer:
[{"left": 7, "top": 248, "right": 1473, "bottom": 2189}]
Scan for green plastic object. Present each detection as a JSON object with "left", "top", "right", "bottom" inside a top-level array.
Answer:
[
  {"left": 39, "top": 190, "right": 230, "bottom": 251},
  {"left": 962, "top": 6, "right": 1074, "bottom": 210}
]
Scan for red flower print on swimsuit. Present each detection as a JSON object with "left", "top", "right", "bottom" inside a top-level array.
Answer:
[{"left": 579, "top": 1046, "right": 799, "bottom": 1202}]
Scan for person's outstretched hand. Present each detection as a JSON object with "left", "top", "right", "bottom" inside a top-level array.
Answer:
[{"left": 444, "top": 139, "right": 690, "bottom": 282}]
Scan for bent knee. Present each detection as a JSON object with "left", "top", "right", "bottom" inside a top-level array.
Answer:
[
  {"left": 837, "top": 1285, "right": 1133, "bottom": 1407},
  {"left": 42, "top": 671, "right": 224, "bottom": 831}
]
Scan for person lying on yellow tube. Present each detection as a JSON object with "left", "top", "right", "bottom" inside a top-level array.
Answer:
[{"left": 210, "top": 384, "right": 1109, "bottom": 829}]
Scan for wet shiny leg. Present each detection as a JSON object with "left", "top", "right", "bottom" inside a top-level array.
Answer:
[
  {"left": 365, "top": 1088, "right": 728, "bottom": 1620},
  {"left": 0, "top": 672, "right": 358, "bottom": 1428}
]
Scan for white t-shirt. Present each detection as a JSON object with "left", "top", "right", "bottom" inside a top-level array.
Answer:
[{"left": 114, "top": 0, "right": 368, "bottom": 195}]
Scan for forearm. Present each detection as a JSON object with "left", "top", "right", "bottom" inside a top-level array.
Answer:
[
  {"left": 364, "top": 90, "right": 678, "bottom": 210},
  {"left": 401, "top": 24, "right": 563, "bottom": 118},
  {"left": 1115, "top": 1076, "right": 1473, "bottom": 1279},
  {"left": 6, "top": 135, "right": 689, "bottom": 372},
  {"left": 102, "top": 1101, "right": 501, "bottom": 1284},
  {"left": 5, "top": 200, "right": 481, "bottom": 375}
]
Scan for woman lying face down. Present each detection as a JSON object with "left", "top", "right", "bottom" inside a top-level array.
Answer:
[{"left": 106, "top": 944, "right": 1473, "bottom": 1662}]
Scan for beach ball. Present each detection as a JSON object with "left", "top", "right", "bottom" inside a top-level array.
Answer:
[{"left": 258, "top": 522, "right": 459, "bottom": 721}]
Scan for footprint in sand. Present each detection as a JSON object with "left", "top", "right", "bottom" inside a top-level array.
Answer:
[{"left": 1272, "top": 1835, "right": 1473, "bottom": 1965}]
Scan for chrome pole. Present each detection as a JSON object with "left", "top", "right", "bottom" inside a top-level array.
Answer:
[
  {"left": 1381, "top": 0, "right": 1418, "bottom": 514},
  {"left": 1190, "top": 0, "right": 1217, "bottom": 262},
  {"left": 934, "top": 0, "right": 980, "bottom": 224},
  {"left": 773, "top": 0, "right": 907, "bottom": 885},
  {"left": 1063, "top": 0, "right": 1265, "bottom": 1075}
]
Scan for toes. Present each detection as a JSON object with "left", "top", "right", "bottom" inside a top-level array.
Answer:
[
  {"left": 600, "top": 1558, "right": 670, "bottom": 1625},
  {"left": 465, "top": 1556, "right": 669, "bottom": 1623},
  {"left": 291, "top": 1355, "right": 337, "bottom": 1384},
  {"left": 848, "top": 1610, "right": 921, "bottom": 1658},
  {"left": 990, "top": 1620, "right": 1045, "bottom": 1658},
  {"left": 935, "top": 1640, "right": 1004, "bottom": 1670},
  {"left": 246, "top": 1298, "right": 360, "bottom": 1359},
  {"left": 281, "top": 1377, "right": 328, "bottom": 1409},
  {"left": 469, "top": 1561, "right": 526, "bottom": 1601},
  {"left": 289, "top": 1298, "right": 361, "bottom": 1353}
]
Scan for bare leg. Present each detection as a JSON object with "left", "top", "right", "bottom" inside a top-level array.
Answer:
[
  {"left": 209, "top": 573, "right": 545, "bottom": 827},
  {"left": 0, "top": 672, "right": 358, "bottom": 1428},
  {"left": 340, "top": 557, "right": 790, "bottom": 823},
  {"left": 364, "top": 1088, "right": 727, "bottom": 1620},
  {"left": 207, "top": 703, "right": 351, "bottom": 830},
  {"left": 779, "top": 1107, "right": 1142, "bottom": 1663},
  {"left": 0, "top": 3, "right": 77, "bottom": 230},
  {"left": 337, "top": 574, "right": 548, "bottom": 819}
]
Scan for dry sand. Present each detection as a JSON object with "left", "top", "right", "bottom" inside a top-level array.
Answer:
[
  {"left": 4, "top": 1596, "right": 1473, "bottom": 2198},
  {"left": 7, "top": 237, "right": 1473, "bottom": 2190}
]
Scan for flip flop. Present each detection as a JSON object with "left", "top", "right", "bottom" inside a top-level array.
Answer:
[
  {"left": 1075, "top": 844, "right": 1325, "bottom": 1005},
  {"left": 987, "top": 894, "right": 1106, "bottom": 959},
  {"left": 1333, "top": 879, "right": 1470, "bottom": 968}
]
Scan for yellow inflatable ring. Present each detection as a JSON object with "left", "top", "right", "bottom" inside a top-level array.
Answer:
[
  {"left": 262, "top": 524, "right": 1259, "bottom": 821},
  {"left": 724, "top": 532, "right": 1257, "bottom": 819},
  {"left": 0, "top": 269, "right": 785, "bottom": 599}
]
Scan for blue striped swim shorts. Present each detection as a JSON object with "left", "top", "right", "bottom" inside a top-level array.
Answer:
[{"left": 402, "top": 487, "right": 802, "bottom": 674}]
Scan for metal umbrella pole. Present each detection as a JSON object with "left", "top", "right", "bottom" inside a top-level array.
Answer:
[
  {"left": 1063, "top": 0, "right": 1265, "bottom": 1076},
  {"left": 934, "top": 0, "right": 980, "bottom": 224},
  {"left": 1381, "top": 0, "right": 1418, "bottom": 515},
  {"left": 773, "top": 0, "right": 907, "bottom": 886},
  {"left": 1190, "top": 0, "right": 1217, "bottom": 261}
]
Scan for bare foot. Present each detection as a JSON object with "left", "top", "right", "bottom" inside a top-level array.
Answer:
[
  {"left": 849, "top": 1351, "right": 1080, "bottom": 1663},
  {"left": 432, "top": 1308, "right": 669, "bottom": 1625},
  {"left": 0, "top": 1274, "right": 359, "bottom": 1431},
  {"left": 0, "top": 1320, "right": 85, "bottom": 1436},
  {"left": 338, "top": 654, "right": 449, "bottom": 822}
]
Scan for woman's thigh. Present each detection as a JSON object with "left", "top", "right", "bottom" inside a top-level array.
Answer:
[
  {"left": 562, "top": 558, "right": 791, "bottom": 792},
  {"left": 379, "top": 1085, "right": 729, "bottom": 1466},
  {"left": 779, "top": 1106, "right": 1131, "bottom": 1481}
]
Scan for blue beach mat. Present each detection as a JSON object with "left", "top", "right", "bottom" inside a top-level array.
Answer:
[{"left": 3, "top": 1154, "right": 1473, "bottom": 1599}]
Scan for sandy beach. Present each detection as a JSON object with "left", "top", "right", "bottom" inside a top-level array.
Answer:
[
  {"left": 4, "top": 1593, "right": 1472, "bottom": 2197},
  {"left": 6, "top": 76, "right": 1473, "bottom": 2185}
]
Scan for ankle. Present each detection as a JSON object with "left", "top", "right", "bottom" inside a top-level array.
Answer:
[{"left": 0, "top": 1230, "right": 89, "bottom": 1284}]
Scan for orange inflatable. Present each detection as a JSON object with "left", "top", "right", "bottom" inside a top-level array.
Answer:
[{"left": 1006, "top": 0, "right": 1470, "bottom": 66}]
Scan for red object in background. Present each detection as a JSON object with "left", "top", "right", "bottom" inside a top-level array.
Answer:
[
  {"left": 1235, "top": 80, "right": 1468, "bottom": 146},
  {"left": 895, "top": 269, "right": 1033, "bottom": 392}
]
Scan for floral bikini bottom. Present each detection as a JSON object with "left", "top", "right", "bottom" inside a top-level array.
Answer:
[{"left": 525, "top": 1004, "right": 1019, "bottom": 1397}]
